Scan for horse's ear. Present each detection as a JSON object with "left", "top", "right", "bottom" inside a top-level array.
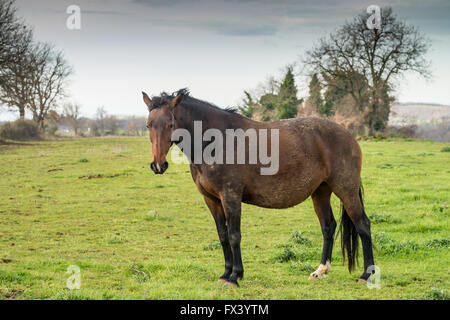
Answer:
[
  {"left": 142, "top": 91, "right": 152, "bottom": 109},
  {"left": 168, "top": 93, "right": 184, "bottom": 110}
]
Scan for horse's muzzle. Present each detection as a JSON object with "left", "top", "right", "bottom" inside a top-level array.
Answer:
[{"left": 150, "top": 161, "right": 168, "bottom": 174}]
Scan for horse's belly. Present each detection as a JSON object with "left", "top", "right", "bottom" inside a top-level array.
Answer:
[
  {"left": 242, "top": 168, "right": 324, "bottom": 209},
  {"left": 242, "top": 184, "right": 313, "bottom": 209},
  {"left": 242, "top": 194, "right": 309, "bottom": 209}
]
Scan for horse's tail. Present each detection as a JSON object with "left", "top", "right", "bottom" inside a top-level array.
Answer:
[{"left": 338, "top": 184, "right": 364, "bottom": 272}]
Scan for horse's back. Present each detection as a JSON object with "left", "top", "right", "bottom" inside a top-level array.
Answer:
[
  {"left": 240, "top": 116, "right": 362, "bottom": 208},
  {"left": 191, "top": 115, "right": 362, "bottom": 209},
  {"left": 279, "top": 116, "right": 362, "bottom": 180}
]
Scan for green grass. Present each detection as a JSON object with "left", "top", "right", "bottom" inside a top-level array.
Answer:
[{"left": 0, "top": 137, "right": 449, "bottom": 300}]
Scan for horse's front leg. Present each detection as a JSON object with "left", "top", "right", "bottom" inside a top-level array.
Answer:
[
  {"left": 221, "top": 194, "right": 243, "bottom": 287},
  {"left": 203, "top": 196, "right": 233, "bottom": 283}
]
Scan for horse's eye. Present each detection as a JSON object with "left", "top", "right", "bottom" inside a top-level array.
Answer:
[{"left": 168, "top": 124, "right": 173, "bottom": 129}]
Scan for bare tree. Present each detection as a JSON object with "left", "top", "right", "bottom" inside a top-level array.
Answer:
[
  {"left": 303, "top": 7, "right": 431, "bottom": 134},
  {"left": 0, "top": 0, "right": 34, "bottom": 118},
  {"left": 63, "top": 102, "right": 82, "bottom": 135},
  {"left": 104, "top": 115, "right": 119, "bottom": 135},
  {"left": 1, "top": 0, "right": 72, "bottom": 129},
  {"left": 125, "top": 116, "right": 146, "bottom": 136},
  {"left": 95, "top": 106, "right": 107, "bottom": 135},
  {"left": 0, "top": 47, "right": 33, "bottom": 118},
  {"left": 0, "top": 0, "right": 28, "bottom": 66},
  {"left": 27, "top": 43, "right": 73, "bottom": 128}
]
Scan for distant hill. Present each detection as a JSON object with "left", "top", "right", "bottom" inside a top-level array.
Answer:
[{"left": 389, "top": 103, "right": 450, "bottom": 125}]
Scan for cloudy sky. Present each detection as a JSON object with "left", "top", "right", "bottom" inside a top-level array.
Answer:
[{"left": 5, "top": 0, "right": 450, "bottom": 118}]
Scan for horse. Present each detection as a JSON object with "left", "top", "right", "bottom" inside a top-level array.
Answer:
[{"left": 141, "top": 88, "right": 375, "bottom": 287}]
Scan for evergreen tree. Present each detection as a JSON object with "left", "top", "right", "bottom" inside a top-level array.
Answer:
[
  {"left": 237, "top": 91, "right": 256, "bottom": 118},
  {"left": 238, "top": 67, "right": 302, "bottom": 121},
  {"left": 277, "top": 67, "right": 299, "bottom": 119},
  {"left": 258, "top": 92, "right": 278, "bottom": 121},
  {"left": 305, "top": 73, "right": 326, "bottom": 115},
  {"left": 323, "top": 71, "right": 368, "bottom": 117}
]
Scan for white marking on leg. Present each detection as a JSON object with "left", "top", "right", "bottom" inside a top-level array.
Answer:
[{"left": 309, "top": 260, "right": 331, "bottom": 280}]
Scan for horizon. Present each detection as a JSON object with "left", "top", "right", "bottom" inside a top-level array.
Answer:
[{"left": 1, "top": 0, "right": 450, "bottom": 121}]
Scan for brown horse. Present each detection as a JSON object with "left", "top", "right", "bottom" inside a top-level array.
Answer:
[{"left": 142, "top": 88, "right": 375, "bottom": 287}]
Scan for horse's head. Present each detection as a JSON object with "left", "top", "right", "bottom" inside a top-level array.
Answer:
[{"left": 142, "top": 90, "right": 185, "bottom": 174}]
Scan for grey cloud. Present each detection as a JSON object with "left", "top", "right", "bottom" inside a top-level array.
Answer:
[
  {"left": 147, "top": 17, "right": 278, "bottom": 37},
  {"left": 106, "top": 0, "right": 450, "bottom": 38},
  {"left": 133, "top": 0, "right": 201, "bottom": 7},
  {"left": 213, "top": 24, "right": 277, "bottom": 36},
  {"left": 83, "top": 10, "right": 131, "bottom": 16}
]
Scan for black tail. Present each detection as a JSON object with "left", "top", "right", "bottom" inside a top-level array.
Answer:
[{"left": 338, "top": 185, "right": 364, "bottom": 272}]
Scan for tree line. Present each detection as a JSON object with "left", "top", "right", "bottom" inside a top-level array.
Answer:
[
  {"left": 1, "top": 2, "right": 431, "bottom": 138},
  {"left": 0, "top": 0, "right": 72, "bottom": 129},
  {"left": 57, "top": 104, "right": 147, "bottom": 137},
  {"left": 238, "top": 7, "right": 430, "bottom": 136}
]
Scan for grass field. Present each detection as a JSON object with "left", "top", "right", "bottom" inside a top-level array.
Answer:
[{"left": 0, "top": 137, "right": 449, "bottom": 300}]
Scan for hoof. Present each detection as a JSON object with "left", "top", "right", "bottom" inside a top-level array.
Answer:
[
  {"left": 217, "top": 278, "right": 228, "bottom": 285},
  {"left": 309, "top": 272, "right": 327, "bottom": 280},
  {"left": 358, "top": 278, "right": 367, "bottom": 284},
  {"left": 309, "top": 262, "right": 330, "bottom": 280},
  {"left": 223, "top": 281, "right": 239, "bottom": 288}
]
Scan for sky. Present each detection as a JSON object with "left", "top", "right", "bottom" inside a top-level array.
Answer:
[{"left": 2, "top": 0, "right": 450, "bottom": 119}]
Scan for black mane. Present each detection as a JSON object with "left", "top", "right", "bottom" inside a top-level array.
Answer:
[{"left": 150, "top": 88, "right": 237, "bottom": 114}]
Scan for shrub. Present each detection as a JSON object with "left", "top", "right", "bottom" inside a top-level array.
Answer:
[
  {"left": 203, "top": 241, "right": 221, "bottom": 251},
  {"left": 386, "top": 125, "right": 417, "bottom": 139},
  {"left": 431, "top": 203, "right": 448, "bottom": 214},
  {"left": 386, "top": 241, "right": 420, "bottom": 254},
  {"left": 441, "top": 146, "right": 450, "bottom": 152},
  {"left": 290, "top": 231, "right": 312, "bottom": 246},
  {"left": 424, "top": 239, "right": 450, "bottom": 249},
  {"left": 276, "top": 247, "right": 297, "bottom": 262},
  {"left": 47, "top": 124, "right": 58, "bottom": 136},
  {"left": 289, "top": 261, "right": 315, "bottom": 273},
  {"left": 330, "top": 113, "right": 365, "bottom": 135},
  {"left": 0, "top": 119, "right": 40, "bottom": 140},
  {"left": 428, "top": 287, "right": 450, "bottom": 300},
  {"left": 372, "top": 232, "right": 420, "bottom": 254},
  {"left": 369, "top": 212, "right": 401, "bottom": 224},
  {"left": 372, "top": 232, "right": 393, "bottom": 247},
  {"left": 373, "top": 132, "right": 387, "bottom": 140}
]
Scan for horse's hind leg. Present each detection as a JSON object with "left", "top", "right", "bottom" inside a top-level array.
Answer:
[
  {"left": 309, "top": 182, "right": 336, "bottom": 279},
  {"left": 338, "top": 188, "right": 375, "bottom": 281}
]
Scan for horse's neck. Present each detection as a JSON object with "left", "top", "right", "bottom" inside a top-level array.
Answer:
[
  {"left": 175, "top": 102, "right": 230, "bottom": 132},
  {"left": 174, "top": 102, "right": 244, "bottom": 162}
]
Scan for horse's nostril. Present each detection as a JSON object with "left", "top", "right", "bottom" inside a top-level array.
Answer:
[
  {"left": 160, "top": 161, "right": 169, "bottom": 173},
  {"left": 150, "top": 162, "right": 158, "bottom": 174},
  {"left": 150, "top": 162, "right": 167, "bottom": 174}
]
